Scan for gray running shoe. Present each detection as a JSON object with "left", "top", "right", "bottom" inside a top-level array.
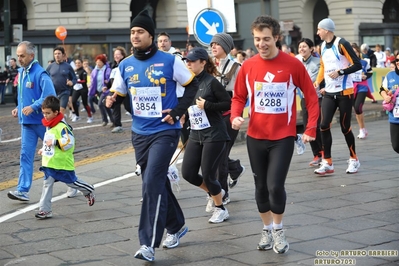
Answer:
[
  {"left": 111, "top": 126, "right": 123, "bottom": 133},
  {"left": 272, "top": 229, "right": 289, "bottom": 254},
  {"left": 35, "top": 210, "right": 53, "bottom": 219},
  {"left": 257, "top": 230, "right": 273, "bottom": 250},
  {"left": 162, "top": 225, "right": 188, "bottom": 248},
  {"left": 8, "top": 191, "right": 29, "bottom": 201},
  {"left": 134, "top": 245, "right": 155, "bottom": 262},
  {"left": 229, "top": 165, "right": 245, "bottom": 189},
  {"left": 222, "top": 196, "right": 231, "bottom": 205}
]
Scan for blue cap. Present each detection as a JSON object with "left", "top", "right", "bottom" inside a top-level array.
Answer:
[{"left": 183, "top": 47, "right": 209, "bottom": 61}]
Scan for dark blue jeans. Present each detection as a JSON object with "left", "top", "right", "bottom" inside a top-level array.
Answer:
[
  {"left": 98, "top": 92, "right": 114, "bottom": 124},
  {"left": 88, "top": 94, "right": 99, "bottom": 114},
  {"left": 0, "top": 84, "right": 6, "bottom": 103}
]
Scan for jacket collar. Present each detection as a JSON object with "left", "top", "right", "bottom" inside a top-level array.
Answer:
[{"left": 24, "top": 60, "right": 38, "bottom": 73}]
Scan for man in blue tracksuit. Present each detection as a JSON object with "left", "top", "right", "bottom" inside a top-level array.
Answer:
[
  {"left": 8, "top": 41, "right": 56, "bottom": 201},
  {"left": 107, "top": 10, "right": 198, "bottom": 262}
]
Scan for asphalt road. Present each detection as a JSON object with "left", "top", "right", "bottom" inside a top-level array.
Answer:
[{"left": 0, "top": 105, "right": 133, "bottom": 186}]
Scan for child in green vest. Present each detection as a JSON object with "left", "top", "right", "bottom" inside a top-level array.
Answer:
[{"left": 35, "top": 95, "right": 95, "bottom": 219}]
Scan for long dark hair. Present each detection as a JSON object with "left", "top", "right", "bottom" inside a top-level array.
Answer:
[{"left": 201, "top": 56, "right": 219, "bottom": 76}]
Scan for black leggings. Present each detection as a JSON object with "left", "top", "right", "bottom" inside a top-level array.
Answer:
[
  {"left": 247, "top": 136, "right": 294, "bottom": 214},
  {"left": 218, "top": 114, "right": 239, "bottom": 194},
  {"left": 12, "top": 86, "right": 18, "bottom": 106},
  {"left": 181, "top": 140, "right": 226, "bottom": 196},
  {"left": 390, "top": 123, "right": 399, "bottom": 153},
  {"left": 301, "top": 97, "right": 323, "bottom": 157},
  {"left": 353, "top": 92, "right": 367, "bottom": 114},
  {"left": 112, "top": 94, "right": 131, "bottom": 127},
  {"left": 320, "top": 93, "right": 356, "bottom": 159},
  {"left": 72, "top": 88, "right": 91, "bottom": 117}
]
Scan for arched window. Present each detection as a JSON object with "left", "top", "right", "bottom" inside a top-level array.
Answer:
[
  {"left": 383, "top": 0, "right": 399, "bottom": 22},
  {"left": 313, "top": 0, "right": 329, "bottom": 45}
]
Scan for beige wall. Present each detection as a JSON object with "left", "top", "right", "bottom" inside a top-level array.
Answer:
[
  {"left": 156, "top": 0, "right": 188, "bottom": 28},
  {"left": 23, "top": 0, "right": 131, "bottom": 30},
  {"left": 22, "top": 0, "right": 191, "bottom": 31},
  {"left": 22, "top": 0, "right": 386, "bottom": 46}
]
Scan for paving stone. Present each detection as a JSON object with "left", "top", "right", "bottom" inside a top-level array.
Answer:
[{"left": 1, "top": 117, "right": 398, "bottom": 265}]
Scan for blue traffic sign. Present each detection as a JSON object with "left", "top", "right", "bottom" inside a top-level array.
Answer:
[{"left": 193, "top": 8, "right": 225, "bottom": 46}]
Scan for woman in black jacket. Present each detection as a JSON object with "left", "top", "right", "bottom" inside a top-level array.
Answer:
[
  {"left": 71, "top": 58, "right": 93, "bottom": 123},
  {"left": 181, "top": 47, "right": 231, "bottom": 224}
]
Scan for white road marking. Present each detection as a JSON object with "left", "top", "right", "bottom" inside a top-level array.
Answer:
[
  {"left": 0, "top": 172, "right": 136, "bottom": 223},
  {"left": 0, "top": 148, "right": 184, "bottom": 224}
]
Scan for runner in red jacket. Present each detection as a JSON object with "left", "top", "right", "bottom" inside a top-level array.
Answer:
[{"left": 230, "top": 15, "right": 319, "bottom": 254}]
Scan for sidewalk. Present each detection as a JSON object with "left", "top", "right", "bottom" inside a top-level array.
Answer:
[{"left": 0, "top": 118, "right": 398, "bottom": 266}]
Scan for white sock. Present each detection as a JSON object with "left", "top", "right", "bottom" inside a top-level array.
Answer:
[
  {"left": 273, "top": 222, "right": 283, "bottom": 230},
  {"left": 263, "top": 223, "right": 272, "bottom": 231}
]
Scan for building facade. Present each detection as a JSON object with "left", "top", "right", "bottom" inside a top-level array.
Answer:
[
  {"left": 0, "top": 0, "right": 397, "bottom": 67},
  {"left": 279, "top": 0, "right": 399, "bottom": 54}
]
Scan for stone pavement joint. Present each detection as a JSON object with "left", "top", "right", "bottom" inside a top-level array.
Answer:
[{"left": 0, "top": 103, "right": 398, "bottom": 266}]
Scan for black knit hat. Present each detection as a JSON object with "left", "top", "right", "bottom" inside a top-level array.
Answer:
[{"left": 130, "top": 9, "right": 155, "bottom": 38}]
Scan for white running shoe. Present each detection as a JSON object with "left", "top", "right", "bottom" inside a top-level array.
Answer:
[
  {"left": 162, "top": 225, "right": 188, "bottom": 249},
  {"left": 357, "top": 129, "right": 365, "bottom": 139},
  {"left": 111, "top": 126, "right": 123, "bottom": 133},
  {"left": 346, "top": 158, "right": 360, "bottom": 174},
  {"left": 134, "top": 245, "right": 154, "bottom": 262},
  {"left": 205, "top": 195, "right": 214, "bottom": 213},
  {"left": 363, "top": 128, "right": 368, "bottom": 137},
  {"left": 222, "top": 196, "right": 231, "bottom": 205},
  {"left": 295, "top": 134, "right": 306, "bottom": 155},
  {"left": 87, "top": 117, "right": 93, "bottom": 123},
  {"left": 272, "top": 229, "right": 289, "bottom": 254},
  {"left": 208, "top": 207, "right": 229, "bottom": 223},
  {"left": 257, "top": 230, "right": 273, "bottom": 250},
  {"left": 8, "top": 191, "right": 30, "bottom": 201},
  {"left": 71, "top": 116, "right": 80, "bottom": 122},
  {"left": 357, "top": 128, "right": 367, "bottom": 139},
  {"left": 314, "top": 160, "right": 334, "bottom": 175},
  {"left": 205, "top": 189, "right": 225, "bottom": 213}
]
